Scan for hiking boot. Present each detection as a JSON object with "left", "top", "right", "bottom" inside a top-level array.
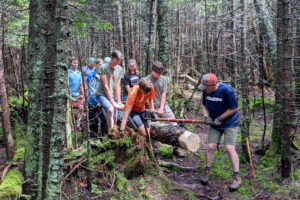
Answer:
[
  {"left": 229, "top": 175, "right": 242, "bottom": 192},
  {"left": 200, "top": 169, "right": 211, "bottom": 185},
  {"left": 173, "top": 147, "right": 185, "bottom": 158}
]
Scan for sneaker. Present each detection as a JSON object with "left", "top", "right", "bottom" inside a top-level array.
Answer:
[
  {"left": 71, "top": 126, "right": 75, "bottom": 132},
  {"left": 229, "top": 175, "right": 242, "bottom": 192},
  {"left": 76, "top": 125, "right": 82, "bottom": 131},
  {"left": 173, "top": 147, "right": 185, "bottom": 158},
  {"left": 200, "top": 169, "right": 211, "bottom": 185}
]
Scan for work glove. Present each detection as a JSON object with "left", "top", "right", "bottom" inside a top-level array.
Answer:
[
  {"left": 204, "top": 116, "right": 213, "bottom": 125},
  {"left": 213, "top": 116, "right": 224, "bottom": 126},
  {"left": 151, "top": 111, "right": 157, "bottom": 122}
]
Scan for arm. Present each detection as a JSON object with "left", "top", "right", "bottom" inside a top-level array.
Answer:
[
  {"left": 100, "top": 74, "right": 117, "bottom": 107},
  {"left": 157, "top": 92, "right": 166, "bottom": 115},
  {"left": 79, "top": 80, "right": 84, "bottom": 99},
  {"left": 125, "top": 85, "right": 131, "bottom": 92},
  {"left": 220, "top": 107, "right": 239, "bottom": 119},
  {"left": 116, "top": 79, "right": 122, "bottom": 104},
  {"left": 120, "top": 107, "right": 131, "bottom": 131},
  {"left": 149, "top": 99, "right": 155, "bottom": 113}
]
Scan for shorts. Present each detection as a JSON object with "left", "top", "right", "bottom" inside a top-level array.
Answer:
[
  {"left": 208, "top": 127, "right": 238, "bottom": 145},
  {"left": 72, "top": 97, "right": 83, "bottom": 108},
  {"left": 129, "top": 111, "right": 150, "bottom": 128},
  {"left": 97, "top": 95, "right": 118, "bottom": 121}
]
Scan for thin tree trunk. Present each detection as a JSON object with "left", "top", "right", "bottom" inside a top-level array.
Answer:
[
  {"left": 144, "top": 0, "right": 157, "bottom": 75},
  {"left": 240, "top": 0, "right": 250, "bottom": 160},
  {"left": 277, "top": 0, "right": 292, "bottom": 178},
  {"left": 157, "top": 0, "right": 168, "bottom": 73},
  {"left": 0, "top": 4, "right": 15, "bottom": 161},
  {"left": 117, "top": 0, "right": 125, "bottom": 69}
]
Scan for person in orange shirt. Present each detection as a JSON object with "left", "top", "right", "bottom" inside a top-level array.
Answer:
[{"left": 119, "top": 77, "right": 156, "bottom": 137}]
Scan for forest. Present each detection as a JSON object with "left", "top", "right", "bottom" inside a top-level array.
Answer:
[{"left": 0, "top": 0, "right": 300, "bottom": 199}]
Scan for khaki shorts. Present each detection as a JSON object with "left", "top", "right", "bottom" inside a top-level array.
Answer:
[{"left": 208, "top": 127, "right": 238, "bottom": 145}]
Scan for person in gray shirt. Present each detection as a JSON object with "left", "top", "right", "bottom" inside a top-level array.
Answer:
[{"left": 147, "top": 61, "right": 185, "bottom": 159}]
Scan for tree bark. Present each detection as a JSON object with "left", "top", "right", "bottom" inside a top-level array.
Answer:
[
  {"left": 277, "top": 0, "right": 292, "bottom": 178},
  {"left": 150, "top": 122, "right": 201, "bottom": 153},
  {"left": 24, "top": 0, "right": 69, "bottom": 199},
  {"left": 157, "top": 0, "right": 168, "bottom": 73},
  {"left": 240, "top": 0, "right": 250, "bottom": 160},
  {"left": 144, "top": 0, "right": 157, "bottom": 75},
  {"left": 0, "top": 3, "right": 15, "bottom": 161}
]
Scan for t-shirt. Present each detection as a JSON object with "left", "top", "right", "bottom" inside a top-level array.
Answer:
[
  {"left": 147, "top": 74, "right": 168, "bottom": 109},
  {"left": 87, "top": 71, "right": 101, "bottom": 106},
  {"left": 125, "top": 85, "right": 155, "bottom": 112},
  {"left": 82, "top": 65, "right": 95, "bottom": 83},
  {"left": 202, "top": 83, "right": 239, "bottom": 130},
  {"left": 68, "top": 69, "right": 82, "bottom": 97},
  {"left": 122, "top": 72, "right": 141, "bottom": 97},
  {"left": 97, "top": 63, "right": 124, "bottom": 98}
]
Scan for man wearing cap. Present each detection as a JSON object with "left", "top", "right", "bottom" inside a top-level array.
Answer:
[
  {"left": 82, "top": 57, "right": 96, "bottom": 85},
  {"left": 198, "top": 73, "right": 241, "bottom": 191},
  {"left": 147, "top": 61, "right": 185, "bottom": 159},
  {"left": 97, "top": 50, "right": 124, "bottom": 133}
]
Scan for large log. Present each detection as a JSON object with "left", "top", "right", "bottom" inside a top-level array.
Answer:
[{"left": 150, "top": 122, "right": 200, "bottom": 152}]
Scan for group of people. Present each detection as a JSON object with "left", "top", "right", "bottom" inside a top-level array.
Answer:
[{"left": 68, "top": 50, "right": 242, "bottom": 191}]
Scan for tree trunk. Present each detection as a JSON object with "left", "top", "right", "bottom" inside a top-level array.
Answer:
[
  {"left": 24, "top": 0, "right": 69, "bottom": 199},
  {"left": 240, "top": 0, "right": 250, "bottom": 160},
  {"left": 150, "top": 122, "right": 201, "bottom": 153},
  {"left": 117, "top": 0, "right": 125, "bottom": 69},
  {"left": 144, "top": 0, "right": 157, "bottom": 75},
  {"left": 295, "top": 19, "right": 300, "bottom": 108},
  {"left": 0, "top": 5, "right": 15, "bottom": 161},
  {"left": 157, "top": 0, "right": 168, "bottom": 73},
  {"left": 277, "top": 0, "right": 292, "bottom": 178}
]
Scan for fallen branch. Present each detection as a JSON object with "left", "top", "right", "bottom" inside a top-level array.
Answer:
[
  {"left": 158, "top": 161, "right": 198, "bottom": 172},
  {"left": 64, "top": 158, "right": 87, "bottom": 180},
  {"left": 178, "top": 74, "right": 198, "bottom": 85}
]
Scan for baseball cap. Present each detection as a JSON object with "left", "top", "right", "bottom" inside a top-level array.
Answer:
[
  {"left": 104, "top": 57, "right": 111, "bottom": 63},
  {"left": 198, "top": 73, "right": 218, "bottom": 91},
  {"left": 88, "top": 57, "right": 95, "bottom": 64}
]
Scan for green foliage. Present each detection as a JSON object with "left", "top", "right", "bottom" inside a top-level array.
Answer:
[
  {"left": 12, "top": 123, "right": 25, "bottom": 161},
  {"left": 159, "top": 146, "right": 173, "bottom": 158},
  {"left": 91, "top": 184, "right": 103, "bottom": 195},
  {"left": 138, "top": 178, "right": 146, "bottom": 190},
  {"left": 2, "top": 0, "right": 29, "bottom": 48},
  {"left": 70, "top": 2, "right": 113, "bottom": 39},
  {"left": 294, "top": 167, "right": 300, "bottom": 179},
  {"left": 116, "top": 173, "right": 129, "bottom": 191},
  {"left": 246, "top": 97, "right": 275, "bottom": 111},
  {"left": 92, "top": 151, "right": 117, "bottom": 169},
  {"left": 0, "top": 169, "right": 24, "bottom": 200}
]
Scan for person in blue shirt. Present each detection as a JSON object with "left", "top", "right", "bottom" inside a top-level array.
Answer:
[
  {"left": 82, "top": 57, "right": 96, "bottom": 85},
  {"left": 68, "top": 58, "right": 84, "bottom": 131},
  {"left": 198, "top": 73, "right": 241, "bottom": 191},
  {"left": 86, "top": 60, "right": 108, "bottom": 137}
]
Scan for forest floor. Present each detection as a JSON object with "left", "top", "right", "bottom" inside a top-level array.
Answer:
[{"left": 1, "top": 86, "right": 300, "bottom": 199}]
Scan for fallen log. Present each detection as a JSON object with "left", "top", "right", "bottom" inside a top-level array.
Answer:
[
  {"left": 150, "top": 122, "right": 200, "bottom": 152},
  {"left": 0, "top": 169, "right": 24, "bottom": 200}
]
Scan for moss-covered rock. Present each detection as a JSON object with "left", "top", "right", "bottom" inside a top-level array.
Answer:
[{"left": 0, "top": 169, "right": 24, "bottom": 200}]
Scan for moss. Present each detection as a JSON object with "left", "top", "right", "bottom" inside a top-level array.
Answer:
[
  {"left": 0, "top": 170, "right": 24, "bottom": 200},
  {"left": 118, "top": 137, "right": 132, "bottom": 148},
  {"left": 92, "top": 151, "right": 117, "bottom": 169},
  {"left": 116, "top": 173, "right": 129, "bottom": 191},
  {"left": 159, "top": 146, "right": 173, "bottom": 158},
  {"left": 294, "top": 167, "right": 300, "bottom": 179}
]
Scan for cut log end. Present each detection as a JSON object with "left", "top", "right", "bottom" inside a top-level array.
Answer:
[{"left": 178, "top": 131, "right": 200, "bottom": 152}]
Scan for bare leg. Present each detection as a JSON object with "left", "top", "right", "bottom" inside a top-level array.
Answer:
[
  {"left": 106, "top": 107, "right": 114, "bottom": 133},
  {"left": 205, "top": 143, "right": 217, "bottom": 167},
  {"left": 225, "top": 145, "right": 239, "bottom": 172}
]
